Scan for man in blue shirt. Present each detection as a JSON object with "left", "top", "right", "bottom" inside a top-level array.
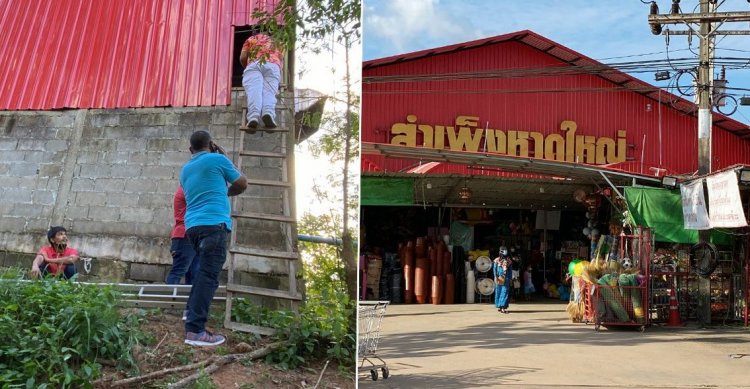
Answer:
[{"left": 180, "top": 130, "right": 247, "bottom": 346}]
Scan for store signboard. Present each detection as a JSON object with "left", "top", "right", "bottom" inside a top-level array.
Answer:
[
  {"left": 707, "top": 170, "right": 747, "bottom": 228},
  {"left": 389, "top": 115, "right": 627, "bottom": 165},
  {"left": 680, "top": 179, "right": 710, "bottom": 230}
]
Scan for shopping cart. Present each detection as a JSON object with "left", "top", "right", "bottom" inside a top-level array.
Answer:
[{"left": 358, "top": 301, "right": 390, "bottom": 381}]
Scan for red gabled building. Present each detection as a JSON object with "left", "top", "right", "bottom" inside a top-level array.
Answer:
[
  {"left": 362, "top": 30, "right": 750, "bottom": 181},
  {"left": 360, "top": 30, "right": 750, "bottom": 209},
  {"left": 359, "top": 31, "right": 750, "bottom": 325},
  {"left": 0, "top": 0, "right": 283, "bottom": 110}
]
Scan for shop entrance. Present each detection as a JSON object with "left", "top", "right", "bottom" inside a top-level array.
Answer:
[{"left": 360, "top": 175, "right": 615, "bottom": 306}]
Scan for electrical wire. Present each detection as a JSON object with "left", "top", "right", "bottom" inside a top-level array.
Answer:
[
  {"left": 597, "top": 48, "right": 694, "bottom": 61},
  {"left": 363, "top": 57, "right": 749, "bottom": 84}
]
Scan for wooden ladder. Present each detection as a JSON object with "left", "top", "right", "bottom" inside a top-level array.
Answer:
[{"left": 224, "top": 102, "right": 301, "bottom": 336}]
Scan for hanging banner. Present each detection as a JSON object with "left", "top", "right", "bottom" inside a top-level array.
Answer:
[
  {"left": 680, "top": 179, "right": 710, "bottom": 230},
  {"left": 535, "top": 210, "right": 561, "bottom": 230},
  {"left": 707, "top": 170, "right": 748, "bottom": 228}
]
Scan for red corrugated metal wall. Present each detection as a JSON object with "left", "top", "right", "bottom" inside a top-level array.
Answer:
[
  {"left": 0, "top": 0, "right": 277, "bottom": 110},
  {"left": 362, "top": 39, "right": 750, "bottom": 176}
]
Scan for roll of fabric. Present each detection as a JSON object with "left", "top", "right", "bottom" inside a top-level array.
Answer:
[
  {"left": 415, "top": 237, "right": 426, "bottom": 257},
  {"left": 415, "top": 257, "right": 427, "bottom": 304},
  {"left": 444, "top": 273, "right": 455, "bottom": 304},
  {"left": 436, "top": 242, "right": 445, "bottom": 275},
  {"left": 403, "top": 264, "right": 414, "bottom": 304},
  {"left": 391, "top": 272, "right": 403, "bottom": 304},
  {"left": 431, "top": 275, "right": 442, "bottom": 305},
  {"left": 433, "top": 246, "right": 442, "bottom": 276},
  {"left": 453, "top": 246, "right": 467, "bottom": 304},
  {"left": 443, "top": 251, "right": 451, "bottom": 277},
  {"left": 466, "top": 268, "right": 475, "bottom": 304},
  {"left": 404, "top": 242, "right": 415, "bottom": 268}
]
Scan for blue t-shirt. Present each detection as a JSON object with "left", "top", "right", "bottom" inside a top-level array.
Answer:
[{"left": 180, "top": 151, "right": 242, "bottom": 231}]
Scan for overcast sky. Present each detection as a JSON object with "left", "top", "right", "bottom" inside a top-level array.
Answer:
[{"left": 363, "top": 0, "right": 750, "bottom": 124}]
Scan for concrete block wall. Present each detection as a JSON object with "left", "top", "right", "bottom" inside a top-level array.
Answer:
[{"left": 0, "top": 88, "right": 296, "bottom": 288}]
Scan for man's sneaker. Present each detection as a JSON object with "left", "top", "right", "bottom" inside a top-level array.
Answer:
[
  {"left": 184, "top": 330, "right": 226, "bottom": 346},
  {"left": 248, "top": 116, "right": 259, "bottom": 130},
  {"left": 261, "top": 113, "right": 277, "bottom": 129},
  {"left": 181, "top": 310, "right": 188, "bottom": 321}
]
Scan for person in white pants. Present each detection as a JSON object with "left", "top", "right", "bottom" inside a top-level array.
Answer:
[{"left": 240, "top": 33, "right": 282, "bottom": 129}]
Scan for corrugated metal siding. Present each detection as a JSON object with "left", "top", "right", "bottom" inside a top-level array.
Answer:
[
  {"left": 362, "top": 36, "right": 750, "bottom": 176},
  {"left": 0, "top": 0, "right": 277, "bottom": 110},
  {"left": 713, "top": 127, "right": 750, "bottom": 170}
]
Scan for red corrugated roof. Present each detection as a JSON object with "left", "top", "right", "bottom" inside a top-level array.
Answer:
[
  {"left": 363, "top": 30, "right": 750, "bottom": 136},
  {"left": 0, "top": 0, "right": 278, "bottom": 110}
]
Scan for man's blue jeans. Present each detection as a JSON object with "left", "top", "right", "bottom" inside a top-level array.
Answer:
[
  {"left": 166, "top": 238, "right": 199, "bottom": 284},
  {"left": 41, "top": 263, "right": 77, "bottom": 279},
  {"left": 185, "top": 224, "right": 228, "bottom": 334}
]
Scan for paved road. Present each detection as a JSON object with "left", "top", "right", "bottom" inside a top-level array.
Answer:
[{"left": 358, "top": 301, "right": 750, "bottom": 388}]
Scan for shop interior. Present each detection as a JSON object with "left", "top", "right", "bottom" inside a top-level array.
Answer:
[{"left": 360, "top": 171, "right": 750, "bottom": 326}]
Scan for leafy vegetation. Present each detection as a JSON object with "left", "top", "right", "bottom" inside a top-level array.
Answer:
[
  {"left": 251, "top": 0, "right": 361, "bottom": 52},
  {"left": 0, "top": 268, "right": 151, "bottom": 388},
  {"left": 230, "top": 298, "right": 354, "bottom": 372},
  {"left": 230, "top": 213, "right": 355, "bottom": 373}
]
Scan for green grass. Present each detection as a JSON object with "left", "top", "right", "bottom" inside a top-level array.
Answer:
[{"left": 0, "top": 268, "right": 151, "bottom": 388}]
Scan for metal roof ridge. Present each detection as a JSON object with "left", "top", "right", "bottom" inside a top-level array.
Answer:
[{"left": 363, "top": 30, "right": 750, "bottom": 134}]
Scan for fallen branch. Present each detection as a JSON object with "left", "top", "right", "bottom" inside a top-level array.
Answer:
[
  {"left": 313, "top": 360, "right": 330, "bottom": 389},
  {"left": 152, "top": 332, "right": 170, "bottom": 353},
  {"left": 167, "top": 342, "right": 285, "bottom": 389},
  {"left": 100, "top": 358, "right": 215, "bottom": 388},
  {"left": 96, "top": 358, "right": 118, "bottom": 367}
]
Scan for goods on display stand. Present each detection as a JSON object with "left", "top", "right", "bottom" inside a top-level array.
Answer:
[
  {"left": 362, "top": 255, "right": 383, "bottom": 300},
  {"left": 466, "top": 262, "right": 475, "bottom": 304},
  {"left": 360, "top": 203, "right": 748, "bottom": 328},
  {"left": 363, "top": 236, "right": 462, "bottom": 305},
  {"left": 652, "top": 243, "right": 742, "bottom": 324},
  {"left": 475, "top": 256, "right": 492, "bottom": 273},
  {"left": 566, "top": 227, "right": 651, "bottom": 331},
  {"left": 476, "top": 278, "right": 495, "bottom": 296}
]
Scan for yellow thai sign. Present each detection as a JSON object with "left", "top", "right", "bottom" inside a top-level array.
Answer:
[{"left": 390, "top": 115, "right": 627, "bottom": 165}]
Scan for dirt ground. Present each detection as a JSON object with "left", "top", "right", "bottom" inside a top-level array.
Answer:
[{"left": 98, "top": 309, "right": 355, "bottom": 389}]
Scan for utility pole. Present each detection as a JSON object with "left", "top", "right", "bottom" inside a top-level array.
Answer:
[{"left": 648, "top": 0, "right": 750, "bottom": 326}]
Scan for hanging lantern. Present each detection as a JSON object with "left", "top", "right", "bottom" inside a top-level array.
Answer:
[
  {"left": 458, "top": 186, "right": 472, "bottom": 203},
  {"left": 457, "top": 178, "right": 472, "bottom": 203}
]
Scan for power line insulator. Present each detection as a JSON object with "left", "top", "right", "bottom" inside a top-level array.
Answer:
[
  {"left": 650, "top": 2, "right": 663, "bottom": 35},
  {"left": 670, "top": 0, "right": 680, "bottom": 15}
]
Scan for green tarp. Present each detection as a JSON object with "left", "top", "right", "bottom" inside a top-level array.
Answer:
[
  {"left": 624, "top": 187, "right": 731, "bottom": 244},
  {"left": 361, "top": 177, "right": 415, "bottom": 206}
]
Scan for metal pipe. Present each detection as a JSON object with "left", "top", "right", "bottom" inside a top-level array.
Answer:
[{"left": 298, "top": 234, "right": 343, "bottom": 246}]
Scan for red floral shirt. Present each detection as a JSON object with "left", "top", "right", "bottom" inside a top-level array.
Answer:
[
  {"left": 38, "top": 246, "right": 79, "bottom": 275},
  {"left": 242, "top": 33, "right": 282, "bottom": 68},
  {"left": 171, "top": 186, "right": 186, "bottom": 239}
]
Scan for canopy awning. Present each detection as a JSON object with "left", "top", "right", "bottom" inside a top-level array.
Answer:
[
  {"left": 361, "top": 143, "right": 662, "bottom": 209},
  {"left": 362, "top": 142, "right": 661, "bottom": 187}
]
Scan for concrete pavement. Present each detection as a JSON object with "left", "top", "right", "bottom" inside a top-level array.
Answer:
[{"left": 357, "top": 301, "right": 750, "bottom": 388}]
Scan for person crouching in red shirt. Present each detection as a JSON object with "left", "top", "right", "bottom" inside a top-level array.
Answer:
[{"left": 30, "top": 226, "right": 79, "bottom": 279}]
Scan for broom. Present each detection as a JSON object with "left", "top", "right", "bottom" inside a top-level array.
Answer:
[{"left": 566, "top": 276, "right": 585, "bottom": 322}]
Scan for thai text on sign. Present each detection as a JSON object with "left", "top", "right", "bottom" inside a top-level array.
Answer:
[
  {"left": 390, "top": 115, "right": 627, "bottom": 165},
  {"left": 680, "top": 179, "right": 710, "bottom": 230},
  {"left": 706, "top": 170, "right": 747, "bottom": 228}
]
